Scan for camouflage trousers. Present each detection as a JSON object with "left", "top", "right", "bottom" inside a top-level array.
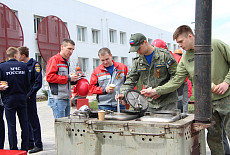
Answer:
[{"left": 207, "top": 95, "right": 230, "bottom": 155}]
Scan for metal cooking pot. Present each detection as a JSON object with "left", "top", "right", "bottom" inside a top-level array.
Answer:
[{"left": 137, "top": 113, "right": 181, "bottom": 122}]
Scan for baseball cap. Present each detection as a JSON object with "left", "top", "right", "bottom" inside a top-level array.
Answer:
[{"left": 129, "top": 33, "right": 146, "bottom": 53}]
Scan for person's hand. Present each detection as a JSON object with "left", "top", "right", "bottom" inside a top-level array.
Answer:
[
  {"left": 70, "top": 74, "right": 81, "bottom": 82},
  {"left": 152, "top": 94, "right": 161, "bottom": 100},
  {"left": 119, "top": 100, "right": 126, "bottom": 105},
  {"left": 0, "top": 85, "right": 6, "bottom": 90},
  {"left": 140, "top": 88, "right": 158, "bottom": 97},
  {"left": 0, "top": 82, "right": 7, "bottom": 90},
  {"left": 105, "top": 86, "right": 114, "bottom": 94},
  {"left": 115, "top": 93, "right": 126, "bottom": 105},
  {"left": 115, "top": 93, "right": 124, "bottom": 101},
  {"left": 212, "top": 81, "right": 229, "bottom": 95}
]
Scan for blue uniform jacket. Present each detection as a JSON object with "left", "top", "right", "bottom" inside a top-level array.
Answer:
[
  {"left": 26, "top": 58, "right": 42, "bottom": 98},
  {"left": 0, "top": 59, "right": 30, "bottom": 107}
]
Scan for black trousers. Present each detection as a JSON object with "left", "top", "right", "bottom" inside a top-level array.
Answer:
[
  {"left": 0, "top": 106, "right": 4, "bottom": 149},
  {"left": 4, "top": 104, "right": 29, "bottom": 150},
  {"left": 27, "top": 94, "right": 43, "bottom": 148}
]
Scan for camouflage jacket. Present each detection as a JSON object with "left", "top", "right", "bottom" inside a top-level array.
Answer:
[{"left": 120, "top": 47, "right": 178, "bottom": 109}]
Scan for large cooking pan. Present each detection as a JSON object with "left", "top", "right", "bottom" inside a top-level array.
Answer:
[{"left": 125, "top": 90, "right": 182, "bottom": 122}]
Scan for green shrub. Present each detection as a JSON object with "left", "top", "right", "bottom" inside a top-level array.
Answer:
[
  {"left": 188, "top": 104, "right": 194, "bottom": 114},
  {"left": 89, "top": 101, "right": 98, "bottom": 110},
  {"left": 42, "top": 90, "right": 48, "bottom": 98}
]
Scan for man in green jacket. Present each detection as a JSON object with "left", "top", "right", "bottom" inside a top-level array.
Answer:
[
  {"left": 141, "top": 25, "right": 230, "bottom": 155},
  {"left": 118, "top": 33, "right": 178, "bottom": 112}
]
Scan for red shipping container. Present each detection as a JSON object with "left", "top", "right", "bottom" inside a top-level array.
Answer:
[{"left": 0, "top": 149, "right": 27, "bottom": 155}]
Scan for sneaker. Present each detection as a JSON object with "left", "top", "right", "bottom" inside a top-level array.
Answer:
[{"left": 28, "top": 146, "right": 43, "bottom": 154}]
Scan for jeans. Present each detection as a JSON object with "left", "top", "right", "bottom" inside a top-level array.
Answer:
[
  {"left": 55, "top": 99, "right": 70, "bottom": 118},
  {"left": 47, "top": 90, "right": 54, "bottom": 107},
  {"left": 182, "top": 82, "right": 189, "bottom": 114},
  {"left": 98, "top": 105, "right": 126, "bottom": 111},
  {"left": 47, "top": 90, "right": 58, "bottom": 118},
  {"left": 177, "top": 83, "right": 184, "bottom": 113}
]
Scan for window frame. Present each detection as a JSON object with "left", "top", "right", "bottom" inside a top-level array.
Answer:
[
  {"left": 77, "top": 26, "right": 87, "bottom": 42},
  {"left": 34, "top": 15, "right": 44, "bottom": 33},
  {"left": 92, "top": 29, "right": 100, "bottom": 44},
  {"left": 109, "top": 29, "right": 117, "bottom": 43},
  {"left": 120, "top": 31, "right": 126, "bottom": 44}
]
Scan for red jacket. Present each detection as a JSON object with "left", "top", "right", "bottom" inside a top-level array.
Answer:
[
  {"left": 169, "top": 51, "right": 181, "bottom": 63},
  {"left": 187, "top": 80, "right": 192, "bottom": 98},
  {"left": 89, "top": 61, "right": 128, "bottom": 106},
  {"left": 46, "top": 53, "right": 71, "bottom": 99},
  {"left": 170, "top": 51, "right": 189, "bottom": 82}
]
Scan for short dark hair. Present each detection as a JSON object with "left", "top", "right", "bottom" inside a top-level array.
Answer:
[
  {"left": 62, "top": 39, "right": 75, "bottom": 46},
  {"left": 6, "top": 47, "right": 19, "bottom": 59},
  {"left": 98, "top": 47, "right": 111, "bottom": 56},
  {"left": 173, "top": 25, "right": 194, "bottom": 40},
  {"left": 18, "top": 46, "right": 29, "bottom": 57}
]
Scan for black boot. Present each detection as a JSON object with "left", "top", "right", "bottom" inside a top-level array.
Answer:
[{"left": 28, "top": 146, "right": 43, "bottom": 154}]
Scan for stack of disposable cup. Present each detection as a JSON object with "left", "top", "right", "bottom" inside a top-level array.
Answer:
[
  {"left": 98, "top": 110, "right": 105, "bottom": 121},
  {"left": 211, "top": 83, "right": 216, "bottom": 92},
  {"left": 109, "top": 84, "right": 115, "bottom": 90}
]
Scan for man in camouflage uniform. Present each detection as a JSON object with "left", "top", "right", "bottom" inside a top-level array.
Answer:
[
  {"left": 118, "top": 33, "right": 178, "bottom": 112},
  {"left": 141, "top": 25, "right": 230, "bottom": 155}
]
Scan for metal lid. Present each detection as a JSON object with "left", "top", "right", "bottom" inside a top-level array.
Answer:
[{"left": 125, "top": 89, "right": 148, "bottom": 112}]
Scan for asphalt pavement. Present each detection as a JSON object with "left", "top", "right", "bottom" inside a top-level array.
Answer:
[{"left": 3, "top": 97, "right": 212, "bottom": 155}]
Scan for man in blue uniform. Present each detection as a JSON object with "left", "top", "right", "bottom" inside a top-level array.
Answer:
[
  {"left": 18, "top": 46, "right": 43, "bottom": 153},
  {"left": 0, "top": 82, "right": 7, "bottom": 149},
  {"left": 0, "top": 47, "right": 29, "bottom": 151}
]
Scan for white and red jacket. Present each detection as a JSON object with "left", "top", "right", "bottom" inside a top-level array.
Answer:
[
  {"left": 46, "top": 53, "right": 72, "bottom": 100},
  {"left": 89, "top": 61, "right": 128, "bottom": 106}
]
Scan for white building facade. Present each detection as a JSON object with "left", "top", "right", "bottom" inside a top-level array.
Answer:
[{"left": 1, "top": 0, "right": 178, "bottom": 81}]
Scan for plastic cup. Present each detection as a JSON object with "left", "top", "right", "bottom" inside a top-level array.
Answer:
[
  {"left": 98, "top": 110, "right": 105, "bottom": 121},
  {"left": 109, "top": 84, "right": 116, "bottom": 90},
  {"left": 211, "top": 83, "right": 216, "bottom": 92}
]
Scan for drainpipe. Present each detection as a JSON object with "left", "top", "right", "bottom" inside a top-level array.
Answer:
[{"left": 194, "top": 0, "right": 212, "bottom": 123}]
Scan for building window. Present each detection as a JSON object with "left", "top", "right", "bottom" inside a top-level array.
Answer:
[
  {"left": 35, "top": 53, "right": 46, "bottom": 72},
  {"left": 77, "top": 26, "right": 87, "bottom": 42},
  {"left": 112, "top": 56, "right": 118, "bottom": 62},
  {"left": 11, "top": 10, "right": 18, "bottom": 17},
  {"left": 92, "top": 29, "right": 99, "bottom": 44},
  {"left": 78, "top": 57, "right": 88, "bottom": 72},
  {"left": 93, "top": 58, "right": 100, "bottom": 70},
  {"left": 121, "top": 57, "right": 128, "bottom": 66},
  {"left": 120, "top": 31, "right": 126, "bottom": 44},
  {"left": 34, "top": 15, "right": 44, "bottom": 33},
  {"left": 109, "top": 29, "right": 117, "bottom": 43},
  {"left": 173, "top": 44, "right": 177, "bottom": 52},
  {"left": 148, "top": 38, "right": 153, "bottom": 45}
]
